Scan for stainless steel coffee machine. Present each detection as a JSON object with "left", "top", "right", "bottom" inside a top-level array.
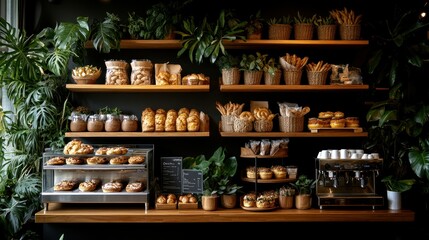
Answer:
[{"left": 315, "top": 158, "right": 384, "bottom": 209}]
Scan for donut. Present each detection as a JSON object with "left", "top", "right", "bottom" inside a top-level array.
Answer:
[
  {"left": 102, "top": 182, "right": 123, "bottom": 192},
  {"left": 345, "top": 117, "right": 360, "bottom": 127},
  {"left": 330, "top": 118, "right": 346, "bottom": 128},
  {"left": 109, "top": 156, "right": 129, "bottom": 165},
  {"left": 128, "top": 155, "right": 145, "bottom": 164},
  {"left": 66, "top": 157, "right": 84, "bottom": 165},
  {"left": 79, "top": 181, "right": 97, "bottom": 192},
  {"left": 54, "top": 180, "right": 77, "bottom": 191},
  {"left": 334, "top": 111, "right": 344, "bottom": 118},
  {"left": 95, "top": 147, "right": 108, "bottom": 155},
  {"left": 125, "top": 182, "right": 144, "bottom": 192},
  {"left": 106, "top": 146, "right": 128, "bottom": 155},
  {"left": 86, "top": 156, "right": 108, "bottom": 165},
  {"left": 318, "top": 111, "right": 334, "bottom": 119},
  {"left": 46, "top": 156, "right": 66, "bottom": 165}
]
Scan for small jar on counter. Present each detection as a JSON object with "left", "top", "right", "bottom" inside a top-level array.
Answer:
[
  {"left": 105, "top": 60, "right": 129, "bottom": 85},
  {"left": 70, "top": 114, "right": 87, "bottom": 132},
  {"left": 121, "top": 115, "right": 139, "bottom": 132},
  {"left": 87, "top": 114, "right": 104, "bottom": 132},
  {"left": 104, "top": 114, "right": 121, "bottom": 132}
]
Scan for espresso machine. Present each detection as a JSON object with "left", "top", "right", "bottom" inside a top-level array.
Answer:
[{"left": 315, "top": 158, "right": 384, "bottom": 209}]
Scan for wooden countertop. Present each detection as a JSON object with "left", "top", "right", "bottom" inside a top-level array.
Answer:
[{"left": 35, "top": 203, "right": 415, "bottom": 223}]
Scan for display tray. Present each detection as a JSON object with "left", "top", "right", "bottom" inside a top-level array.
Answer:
[
  {"left": 156, "top": 203, "right": 177, "bottom": 210},
  {"left": 310, "top": 127, "right": 363, "bottom": 133},
  {"left": 43, "top": 164, "right": 147, "bottom": 170},
  {"left": 241, "top": 177, "right": 296, "bottom": 183},
  {"left": 178, "top": 202, "right": 199, "bottom": 209},
  {"left": 240, "top": 205, "right": 278, "bottom": 211},
  {"left": 240, "top": 147, "right": 288, "bottom": 158}
]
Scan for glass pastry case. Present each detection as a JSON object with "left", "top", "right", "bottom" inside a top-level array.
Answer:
[{"left": 41, "top": 142, "right": 154, "bottom": 212}]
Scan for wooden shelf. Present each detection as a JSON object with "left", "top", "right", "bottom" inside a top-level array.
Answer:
[
  {"left": 241, "top": 177, "right": 296, "bottom": 183},
  {"left": 85, "top": 39, "right": 368, "bottom": 50},
  {"left": 66, "top": 84, "right": 210, "bottom": 93},
  {"left": 220, "top": 84, "right": 369, "bottom": 92},
  {"left": 220, "top": 131, "right": 368, "bottom": 138},
  {"left": 35, "top": 203, "right": 414, "bottom": 223},
  {"left": 65, "top": 132, "right": 210, "bottom": 138}
]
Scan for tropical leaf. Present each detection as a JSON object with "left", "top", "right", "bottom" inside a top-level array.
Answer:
[{"left": 91, "top": 13, "right": 121, "bottom": 53}]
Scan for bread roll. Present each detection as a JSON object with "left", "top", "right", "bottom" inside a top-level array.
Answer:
[
  {"left": 165, "top": 109, "right": 177, "bottom": 132},
  {"left": 186, "top": 114, "right": 200, "bottom": 132}
]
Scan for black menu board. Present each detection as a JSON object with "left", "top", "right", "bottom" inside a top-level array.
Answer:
[
  {"left": 181, "top": 169, "right": 203, "bottom": 194},
  {"left": 160, "top": 157, "right": 182, "bottom": 194}
]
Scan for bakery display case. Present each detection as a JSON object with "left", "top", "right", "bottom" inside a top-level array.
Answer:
[{"left": 41, "top": 143, "right": 154, "bottom": 212}]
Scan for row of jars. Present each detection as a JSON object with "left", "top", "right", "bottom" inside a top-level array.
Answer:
[
  {"left": 105, "top": 59, "right": 153, "bottom": 85},
  {"left": 69, "top": 113, "right": 139, "bottom": 132}
]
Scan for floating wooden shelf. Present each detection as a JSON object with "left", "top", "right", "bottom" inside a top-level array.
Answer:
[
  {"left": 65, "top": 132, "right": 210, "bottom": 138},
  {"left": 220, "top": 84, "right": 369, "bottom": 92},
  {"left": 66, "top": 84, "right": 210, "bottom": 93},
  {"left": 220, "top": 131, "right": 368, "bottom": 138},
  {"left": 310, "top": 127, "right": 363, "bottom": 133}
]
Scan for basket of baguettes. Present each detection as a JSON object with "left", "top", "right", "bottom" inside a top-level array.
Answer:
[
  {"left": 305, "top": 60, "right": 332, "bottom": 85},
  {"left": 278, "top": 102, "right": 311, "bottom": 132},
  {"left": 279, "top": 53, "right": 309, "bottom": 85}
]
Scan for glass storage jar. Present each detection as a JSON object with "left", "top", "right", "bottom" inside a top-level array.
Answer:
[
  {"left": 121, "top": 115, "right": 138, "bottom": 132},
  {"left": 70, "top": 114, "right": 87, "bottom": 132},
  {"left": 105, "top": 60, "right": 129, "bottom": 85},
  {"left": 104, "top": 114, "right": 121, "bottom": 132},
  {"left": 87, "top": 114, "right": 104, "bottom": 132},
  {"left": 130, "top": 59, "right": 153, "bottom": 85}
]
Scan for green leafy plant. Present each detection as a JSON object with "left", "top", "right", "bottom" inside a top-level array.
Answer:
[
  {"left": 97, "top": 106, "right": 122, "bottom": 115},
  {"left": 382, "top": 175, "right": 416, "bottom": 192},
  {"left": 246, "top": 10, "right": 265, "bottom": 35},
  {"left": 263, "top": 57, "right": 281, "bottom": 76},
  {"left": 90, "top": 12, "right": 122, "bottom": 53},
  {"left": 176, "top": 9, "right": 247, "bottom": 64},
  {"left": 239, "top": 52, "right": 267, "bottom": 71},
  {"left": 215, "top": 54, "right": 240, "bottom": 72},
  {"left": 127, "top": 12, "right": 146, "bottom": 39},
  {"left": 279, "top": 185, "right": 296, "bottom": 196},
  {"left": 294, "top": 11, "right": 317, "bottom": 24},
  {"left": 183, "top": 146, "right": 238, "bottom": 196},
  {"left": 290, "top": 175, "right": 316, "bottom": 195},
  {"left": 0, "top": 16, "right": 87, "bottom": 239}
]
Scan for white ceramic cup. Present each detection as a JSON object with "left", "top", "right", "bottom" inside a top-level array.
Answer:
[
  {"left": 350, "top": 153, "right": 358, "bottom": 159},
  {"left": 331, "top": 149, "right": 340, "bottom": 159},
  {"left": 361, "top": 153, "right": 368, "bottom": 159},
  {"left": 340, "top": 149, "right": 350, "bottom": 159},
  {"left": 320, "top": 150, "right": 330, "bottom": 159},
  {"left": 371, "top": 153, "right": 380, "bottom": 159}
]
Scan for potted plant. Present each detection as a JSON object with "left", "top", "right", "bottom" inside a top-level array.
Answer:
[
  {"left": 216, "top": 54, "right": 241, "bottom": 85},
  {"left": 217, "top": 178, "right": 243, "bottom": 209},
  {"left": 126, "top": 12, "right": 146, "bottom": 40},
  {"left": 278, "top": 185, "right": 296, "bottom": 209},
  {"left": 176, "top": 9, "right": 247, "bottom": 64},
  {"left": 293, "top": 11, "right": 317, "bottom": 40},
  {"left": 290, "top": 175, "right": 316, "bottom": 209},
  {"left": 245, "top": 10, "right": 265, "bottom": 40},
  {"left": 267, "top": 15, "right": 293, "bottom": 40},
  {"left": 182, "top": 146, "right": 239, "bottom": 210},
  {"left": 382, "top": 175, "right": 416, "bottom": 210},
  {"left": 0, "top": 16, "right": 89, "bottom": 239},
  {"left": 239, "top": 52, "right": 267, "bottom": 85},
  {"left": 263, "top": 57, "right": 282, "bottom": 85},
  {"left": 314, "top": 15, "right": 336, "bottom": 40}
]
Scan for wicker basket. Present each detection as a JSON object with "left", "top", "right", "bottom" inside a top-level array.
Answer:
[
  {"left": 339, "top": 24, "right": 361, "bottom": 40},
  {"left": 264, "top": 70, "right": 282, "bottom": 85},
  {"left": 279, "top": 116, "right": 304, "bottom": 132},
  {"left": 317, "top": 25, "right": 336, "bottom": 40},
  {"left": 283, "top": 69, "right": 303, "bottom": 85},
  {"left": 254, "top": 119, "right": 274, "bottom": 132},
  {"left": 306, "top": 71, "right": 329, "bottom": 85},
  {"left": 222, "top": 68, "right": 240, "bottom": 85},
  {"left": 243, "top": 70, "right": 263, "bottom": 85},
  {"left": 233, "top": 118, "right": 253, "bottom": 132},
  {"left": 294, "top": 23, "right": 314, "bottom": 40},
  {"left": 268, "top": 24, "right": 292, "bottom": 40},
  {"left": 221, "top": 115, "right": 236, "bottom": 132}
]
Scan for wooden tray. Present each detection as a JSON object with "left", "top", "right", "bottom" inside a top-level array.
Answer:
[
  {"left": 178, "top": 202, "right": 198, "bottom": 209},
  {"left": 240, "top": 147, "right": 288, "bottom": 158},
  {"left": 310, "top": 127, "right": 363, "bottom": 133},
  {"left": 155, "top": 203, "right": 177, "bottom": 210}
]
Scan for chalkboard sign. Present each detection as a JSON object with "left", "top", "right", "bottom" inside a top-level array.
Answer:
[
  {"left": 160, "top": 157, "right": 182, "bottom": 194},
  {"left": 182, "top": 169, "right": 203, "bottom": 194}
]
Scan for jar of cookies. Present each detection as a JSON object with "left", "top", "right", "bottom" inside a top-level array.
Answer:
[
  {"left": 104, "top": 114, "right": 121, "bottom": 132},
  {"left": 87, "top": 114, "right": 104, "bottom": 132},
  {"left": 130, "top": 59, "right": 153, "bottom": 85},
  {"left": 105, "top": 60, "right": 129, "bottom": 85},
  {"left": 70, "top": 114, "right": 87, "bottom": 132},
  {"left": 121, "top": 114, "right": 138, "bottom": 132}
]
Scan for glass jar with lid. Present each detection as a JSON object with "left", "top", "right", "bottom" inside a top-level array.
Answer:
[
  {"left": 105, "top": 60, "right": 129, "bottom": 85},
  {"left": 87, "top": 114, "right": 104, "bottom": 132},
  {"left": 70, "top": 114, "right": 87, "bottom": 132},
  {"left": 121, "top": 115, "right": 139, "bottom": 132},
  {"left": 130, "top": 59, "right": 153, "bottom": 85},
  {"left": 104, "top": 114, "right": 121, "bottom": 132}
]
